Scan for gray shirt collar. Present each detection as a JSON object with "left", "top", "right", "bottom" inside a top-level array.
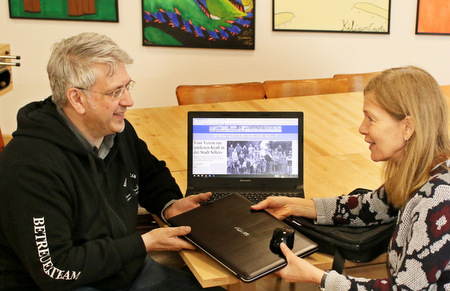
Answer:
[{"left": 57, "top": 107, "right": 115, "bottom": 159}]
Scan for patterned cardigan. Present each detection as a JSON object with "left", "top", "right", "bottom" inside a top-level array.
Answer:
[{"left": 313, "top": 161, "right": 450, "bottom": 290}]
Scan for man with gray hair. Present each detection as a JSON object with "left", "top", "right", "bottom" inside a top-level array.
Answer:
[{"left": 0, "top": 32, "right": 222, "bottom": 290}]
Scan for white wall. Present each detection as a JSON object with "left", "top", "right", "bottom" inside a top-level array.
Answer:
[{"left": 1, "top": 0, "right": 449, "bottom": 134}]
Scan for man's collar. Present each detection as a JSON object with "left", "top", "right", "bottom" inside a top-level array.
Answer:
[{"left": 57, "top": 107, "right": 115, "bottom": 158}]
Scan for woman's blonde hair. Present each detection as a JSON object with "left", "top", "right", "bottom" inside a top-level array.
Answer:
[
  {"left": 364, "top": 66, "right": 450, "bottom": 208},
  {"left": 47, "top": 32, "right": 133, "bottom": 108}
]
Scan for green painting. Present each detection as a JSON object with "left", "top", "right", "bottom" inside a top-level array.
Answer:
[
  {"left": 9, "top": 0, "right": 118, "bottom": 22},
  {"left": 142, "top": 0, "right": 255, "bottom": 50}
]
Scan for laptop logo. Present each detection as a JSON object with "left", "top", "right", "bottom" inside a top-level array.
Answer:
[
  {"left": 234, "top": 226, "right": 250, "bottom": 237},
  {"left": 239, "top": 179, "right": 251, "bottom": 182}
]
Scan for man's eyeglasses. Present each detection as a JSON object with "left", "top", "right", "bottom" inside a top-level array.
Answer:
[{"left": 76, "top": 80, "right": 135, "bottom": 99}]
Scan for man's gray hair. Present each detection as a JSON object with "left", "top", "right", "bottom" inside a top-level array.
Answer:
[{"left": 47, "top": 32, "right": 133, "bottom": 108}]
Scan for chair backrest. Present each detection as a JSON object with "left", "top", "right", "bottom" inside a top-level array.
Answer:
[
  {"left": 263, "top": 77, "right": 350, "bottom": 99},
  {"left": 176, "top": 82, "right": 266, "bottom": 105},
  {"left": 0, "top": 127, "right": 4, "bottom": 154},
  {"left": 333, "top": 72, "right": 381, "bottom": 92}
]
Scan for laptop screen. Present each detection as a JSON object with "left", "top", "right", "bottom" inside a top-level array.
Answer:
[{"left": 188, "top": 112, "right": 303, "bottom": 182}]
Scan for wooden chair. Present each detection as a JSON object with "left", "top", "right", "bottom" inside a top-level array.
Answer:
[
  {"left": 0, "top": 127, "right": 5, "bottom": 154},
  {"left": 263, "top": 77, "right": 350, "bottom": 99},
  {"left": 176, "top": 82, "right": 266, "bottom": 105},
  {"left": 333, "top": 72, "right": 381, "bottom": 92}
]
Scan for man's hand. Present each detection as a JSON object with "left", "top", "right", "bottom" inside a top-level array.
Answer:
[
  {"left": 141, "top": 226, "right": 196, "bottom": 252},
  {"left": 164, "top": 192, "right": 212, "bottom": 219}
]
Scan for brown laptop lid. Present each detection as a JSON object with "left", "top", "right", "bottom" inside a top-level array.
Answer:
[{"left": 168, "top": 193, "right": 318, "bottom": 282}]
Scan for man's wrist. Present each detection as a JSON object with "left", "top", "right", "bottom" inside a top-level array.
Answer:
[{"left": 161, "top": 199, "right": 177, "bottom": 224}]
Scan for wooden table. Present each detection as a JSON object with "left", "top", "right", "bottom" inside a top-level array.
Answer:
[
  {"left": 127, "top": 86, "right": 450, "bottom": 290},
  {"left": 127, "top": 91, "right": 384, "bottom": 195}
]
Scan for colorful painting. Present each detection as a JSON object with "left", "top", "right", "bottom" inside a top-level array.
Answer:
[
  {"left": 9, "top": 0, "right": 118, "bottom": 22},
  {"left": 273, "top": 0, "right": 390, "bottom": 34},
  {"left": 142, "top": 0, "right": 255, "bottom": 50},
  {"left": 416, "top": 0, "right": 450, "bottom": 35}
]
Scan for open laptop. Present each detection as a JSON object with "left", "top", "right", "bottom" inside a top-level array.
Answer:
[
  {"left": 186, "top": 111, "right": 304, "bottom": 204},
  {"left": 167, "top": 193, "right": 318, "bottom": 282}
]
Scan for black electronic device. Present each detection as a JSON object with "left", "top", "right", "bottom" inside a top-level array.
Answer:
[
  {"left": 168, "top": 193, "right": 317, "bottom": 283},
  {"left": 270, "top": 227, "right": 295, "bottom": 254},
  {"left": 185, "top": 111, "right": 305, "bottom": 204}
]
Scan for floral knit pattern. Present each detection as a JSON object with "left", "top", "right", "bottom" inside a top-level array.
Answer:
[{"left": 313, "top": 161, "right": 450, "bottom": 290}]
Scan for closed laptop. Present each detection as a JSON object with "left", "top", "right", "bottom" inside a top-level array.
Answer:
[{"left": 168, "top": 193, "right": 318, "bottom": 283}]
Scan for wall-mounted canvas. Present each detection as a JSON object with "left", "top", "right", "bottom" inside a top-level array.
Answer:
[
  {"left": 416, "top": 0, "right": 450, "bottom": 35},
  {"left": 142, "top": 0, "right": 255, "bottom": 50},
  {"left": 273, "top": 0, "right": 390, "bottom": 34},
  {"left": 9, "top": 0, "right": 118, "bottom": 22}
]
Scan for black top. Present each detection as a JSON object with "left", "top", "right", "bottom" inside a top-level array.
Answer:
[{"left": 0, "top": 97, "right": 182, "bottom": 290}]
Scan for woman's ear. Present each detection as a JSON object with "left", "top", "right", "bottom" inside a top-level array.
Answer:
[
  {"left": 67, "top": 88, "right": 86, "bottom": 114},
  {"left": 403, "top": 116, "right": 416, "bottom": 141}
]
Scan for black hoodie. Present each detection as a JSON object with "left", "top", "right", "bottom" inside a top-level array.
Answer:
[{"left": 0, "top": 97, "right": 183, "bottom": 290}]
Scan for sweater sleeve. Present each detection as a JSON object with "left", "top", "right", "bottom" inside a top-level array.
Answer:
[
  {"left": 322, "top": 186, "right": 450, "bottom": 290},
  {"left": 313, "top": 186, "right": 397, "bottom": 226},
  {"left": 121, "top": 120, "right": 183, "bottom": 215},
  {"left": 313, "top": 179, "right": 450, "bottom": 290}
]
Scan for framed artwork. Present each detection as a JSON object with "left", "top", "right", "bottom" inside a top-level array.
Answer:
[
  {"left": 273, "top": 0, "right": 391, "bottom": 34},
  {"left": 8, "top": 0, "right": 118, "bottom": 22},
  {"left": 142, "top": 0, "right": 255, "bottom": 50},
  {"left": 416, "top": 0, "right": 450, "bottom": 35}
]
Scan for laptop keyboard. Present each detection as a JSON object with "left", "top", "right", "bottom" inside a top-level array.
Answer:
[{"left": 199, "top": 192, "right": 300, "bottom": 205}]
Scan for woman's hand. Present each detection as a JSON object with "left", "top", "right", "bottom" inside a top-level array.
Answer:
[
  {"left": 276, "top": 243, "right": 324, "bottom": 284},
  {"left": 251, "top": 196, "right": 317, "bottom": 220}
]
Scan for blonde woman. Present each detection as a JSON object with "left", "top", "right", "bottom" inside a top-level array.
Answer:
[{"left": 252, "top": 66, "right": 450, "bottom": 290}]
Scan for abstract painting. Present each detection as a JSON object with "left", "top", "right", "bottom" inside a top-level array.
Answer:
[
  {"left": 273, "top": 0, "right": 390, "bottom": 34},
  {"left": 142, "top": 0, "right": 255, "bottom": 50},
  {"left": 9, "top": 0, "right": 118, "bottom": 22}
]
